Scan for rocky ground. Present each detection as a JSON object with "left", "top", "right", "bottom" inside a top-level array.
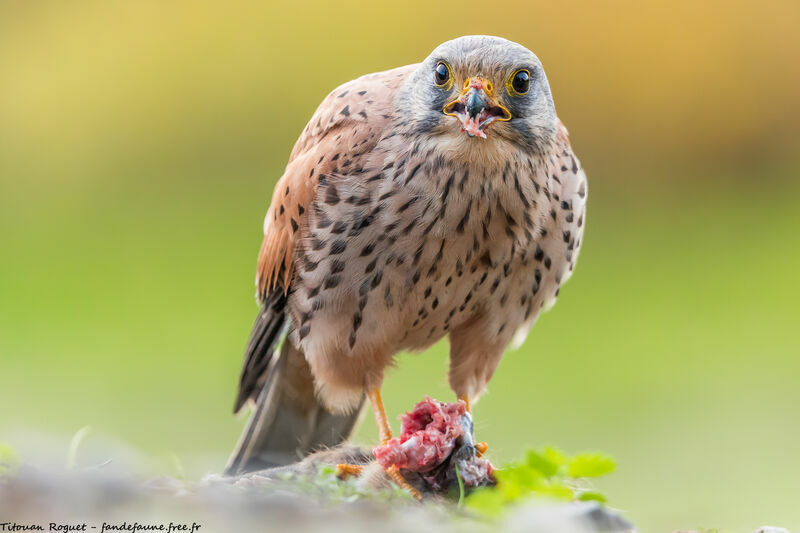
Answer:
[
  {"left": 0, "top": 457, "right": 636, "bottom": 533},
  {"left": 2, "top": 441, "right": 789, "bottom": 533}
]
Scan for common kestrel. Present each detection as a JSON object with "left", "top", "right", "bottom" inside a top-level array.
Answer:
[{"left": 226, "top": 36, "right": 587, "bottom": 490}]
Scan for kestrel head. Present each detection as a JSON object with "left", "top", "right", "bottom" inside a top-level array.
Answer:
[{"left": 397, "top": 35, "right": 558, "bottom": 156}]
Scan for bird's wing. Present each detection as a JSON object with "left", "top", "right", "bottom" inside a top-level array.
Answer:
[
  {"left": 255, "top": 64, "right": 416, "bottom": 300},
  {"left": 508, "top": 117, "right": 587, "bottom": 344},
  {"left": 234, "top": 64, "right": 416, "bottom": 413},
  {"left": 551, "top": 119, "right": 587, "bottom": 241}
]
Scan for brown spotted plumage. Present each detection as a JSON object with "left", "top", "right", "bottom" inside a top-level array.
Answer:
[
  {"left": 227, "top": 36, "right": 587, "bottom": 478},
  {"left": 256, "top": 67, "right": 413, "bottom": 297}
]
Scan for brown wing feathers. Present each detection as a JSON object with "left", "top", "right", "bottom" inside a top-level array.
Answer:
[
  {"left": 256, "top": 157, "right": 316, "bottom": 299},
  {"left": 238, "top": 66, "right": 414, "bottom": 413},
  {"left": 233, "top": 290, "right": 288, "bottom": 412},
  {"left": 254, "top": 66, "right": 414, "bottom": 301}
]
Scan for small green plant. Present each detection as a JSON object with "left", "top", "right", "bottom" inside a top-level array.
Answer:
[
  {"left": 170, "top": 452, "right": 187, "bottom": 482},
  {"left": 465, "top": 447, "right": 616, "bottom": 517},
  {"left": 0, "top": 442, "right": 19, "bottom": 476},
  {"left": 66, "top": 425, "right": 92, "bottom": 469}
]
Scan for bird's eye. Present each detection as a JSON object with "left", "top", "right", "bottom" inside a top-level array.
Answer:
[
  {"left": 434, "top": 61, "right": 453, "bottom": 89},
  {"left": 508, "top": 69, "right": 531, "bottom": 96}
]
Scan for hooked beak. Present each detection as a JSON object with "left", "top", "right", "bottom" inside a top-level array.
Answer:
[{"left": 443, "top": 77, "right": 512, "bottom": 139}]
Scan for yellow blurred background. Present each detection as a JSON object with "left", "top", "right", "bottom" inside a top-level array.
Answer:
[{"left": 1, "top": 1, "right": 799, "bottom": 531}]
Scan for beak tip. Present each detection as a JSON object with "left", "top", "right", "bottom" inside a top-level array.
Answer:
[
  {"left": 466, "top": 89, "right": 487, "bottom": 119},
  {"left": 443, "top": 81, "right": 509, "bottom": 138}
]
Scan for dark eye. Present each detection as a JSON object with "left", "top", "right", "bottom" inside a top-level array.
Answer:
[
  {"left": 509, "top": 69, "right": 531, "bottom": 95},
  {"left": 434, "top": 61, "right": 452, "bottom": 88}
]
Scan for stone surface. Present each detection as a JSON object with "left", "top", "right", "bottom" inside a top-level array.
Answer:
[{"left": 0, "top": 456, "right": 636, "bottom": 533}]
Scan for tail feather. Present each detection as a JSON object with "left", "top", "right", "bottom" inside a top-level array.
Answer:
[
  {"left": 233, "top": 291, "right": 287, "bottom": 413},
  {"left": 227, "top": 297, "right": 364, "bottom": 475}
]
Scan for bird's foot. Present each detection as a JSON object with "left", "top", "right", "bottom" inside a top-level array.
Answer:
[
  {"left": 335, "top": 462, "right": 422, "bottom": 500},
  {"left": 335, "top": 463, "right": 364, "bottom": 479},
  {"left": 385, "top": 465, "right": 422, "bottom": 500},
  {"left": 475, "top": 441, "right": 488, "bottom": 457}
]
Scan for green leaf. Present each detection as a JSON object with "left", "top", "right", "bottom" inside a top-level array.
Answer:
[
  {"left": 467, "top": 447, "right": 616, "bottom": 518},
  {"left": 534, "top": 483, "right": 575, "bottom": 501},
  {"left": 317, "top": 465, "right": 336, "bottom": 478},
  {"left": 525, "top": 449, "right": 560, "bottom": 477},
  {"left": 578, "top": 490, "right": 607, "bottom": 503},
  {"left": 497, "top": 477, "right": 524, "bottom": 501},
  {"left": 454, "top": 462, "right": 466, "bottom": 506},
  {"left": 568, "top": 452, "right": 616, "bottom": 478},
  {"left": 465, "top": 486, "right": 508, "bottom": 518},
  {"left": 542, "top": 446, "right": 568, "bottom": 469},
  {"left": 495, "top": 463, "right": 546, "bottom": 490}
]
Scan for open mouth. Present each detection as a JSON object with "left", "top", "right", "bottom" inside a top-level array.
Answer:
[
  {"left": 443, "top": 102, "right": 511, "bottom": 139},
  {"left": 442, "top": 77, "right": 512, "bottom": 139}
]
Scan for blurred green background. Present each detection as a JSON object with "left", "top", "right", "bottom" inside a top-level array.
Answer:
[{"left": 1, "top": 1, "right": 799, "bottom": 531}]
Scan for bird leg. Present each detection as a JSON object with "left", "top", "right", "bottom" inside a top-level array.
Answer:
[
  {"left": 459, "top": 395, "right": 471, "bottom": 413},
  {"left": 368, "top": 388, "right": 422, "bottom": 499},
  {"left": 385, "top": 465, "right": 421, "bottom": 499},
  {"left": 336, "top": 387, "right": 421, "bottom": 500},
  {"left": 459, "top": 394, "right": 488, "bottom": 457},
  {"left": 334, "top": 463, "right": 363, "bottom": 479},
  {"left": 369, "top": 387, "right": 393, "bottom": 444}
]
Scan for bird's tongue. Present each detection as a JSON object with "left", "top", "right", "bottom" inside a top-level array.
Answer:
[{"left": 459, "top": 113, "right": 488, "bottom": 139}]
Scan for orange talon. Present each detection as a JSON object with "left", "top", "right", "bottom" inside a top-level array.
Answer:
[
  {"left": 335, "top": 463, "right": 364, "bottom": 479},
  {"left": 475, "top": 441, "right": 488, "bottom": 457},
  {"left": 387, "top": 465, "right": 422, "bottom": 500},
  {"left": 368, "top": 388, "right": 393, "bottom": 443},
  {"left": 368, "top": 387, "right": 422, "bottom": 499},
  {"left": 459, "top": 395, "right": 471, "bottom": 413}
]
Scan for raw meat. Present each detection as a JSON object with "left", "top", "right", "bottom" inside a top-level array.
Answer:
[{"left": 373, "top": 397, "right": 495, "bottom": 491}]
